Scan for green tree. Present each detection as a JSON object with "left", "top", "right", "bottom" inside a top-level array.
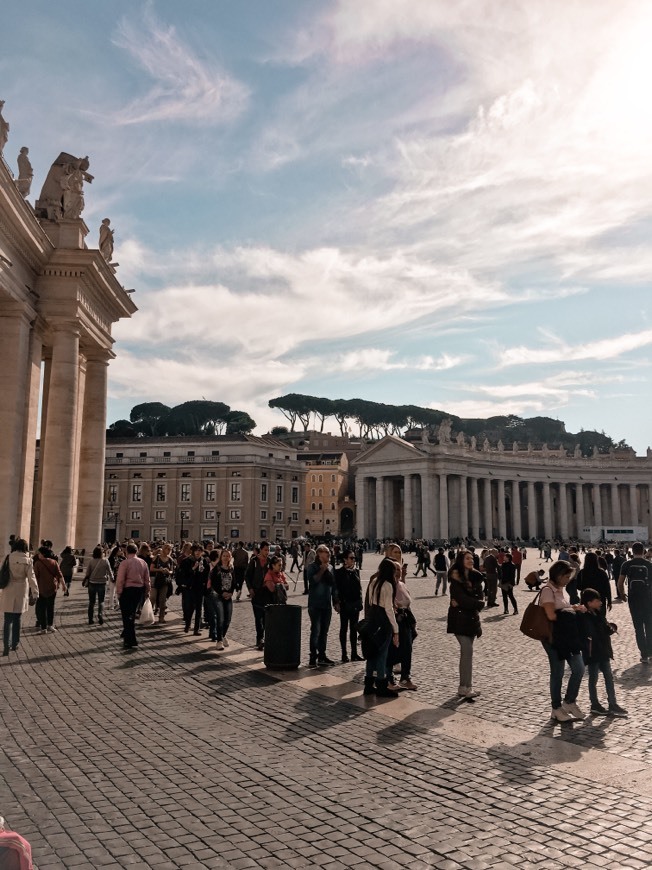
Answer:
[
  {"left": 107, "top": 419, "right": 138, "bottom": 438},
  {"left": 129, "top": 402, "right": 172, "bottom": 436},
  {"left": 160, "top": 400, "right": 231, "bottom": 436},
  {"left": 225, "top": 410, "right": 256, "bottom": 435}
]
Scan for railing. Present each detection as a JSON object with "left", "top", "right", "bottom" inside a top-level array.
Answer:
[{"left": 105, "top": 454, "right": 300, "bottom": 466}]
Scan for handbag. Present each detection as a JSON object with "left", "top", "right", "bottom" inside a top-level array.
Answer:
[
  {"left": 139, "top": 598, "right": 155, "bottom": 626},
  {"left": 358, "top": 605, "right": 390, "bottom": 656},
  {"left": 273, "top": 583, "right": 288, "bottom": 605},
  {"left": 519, "top": 590, "right": 552, "bottom": 642}
]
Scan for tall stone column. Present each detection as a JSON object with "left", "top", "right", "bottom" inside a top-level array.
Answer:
[
  {"left": 459, "top": 475, "right": 468, "bottom": 539},
  {"left": 0, "top": 309, "right": 33, "bottom": 552},
  {"left": 558, "top": 482, "right": 568, "bottom": 539},
  {"left": 75, "top": 354, "right": 110, "bottom": 554},
  {"left": 69, "top": 354, "right": 87, "bottom": 538},
  {"left": 38, "top": 325, "right": 80, "bottom": 551},
  {"left": 438, "top": 473, "right": 449, "bottom": 539},
  {"left": 542, "top": 482, "right": 552, "bottom": 540},
  {"left": 403, "top": 474, "right": 414, "bottom": 539},
  {"left": 483, "top": 478, "right": 493, "bottom": 538},
  {"left": 421, "top": 472, "right": 434, "bottom": 539},
  {"left": 470, "top": 477, "right": 480, "bottom": 540},
  {"left": 17, "top": 328, "right": 43, "bottom": 537},
  {"left": 431, "top": 474, "right": 440, "bottom": 539},
  {"left": 527, "top": 481, "right": 537, "bottom": 540},
  {"left": 497, "top": 479, "right": 506, "bottom": 538},
  {"left": 511, "top": 481, "right": 522, "bottom": 540},
  {"left": 355, "top": 475, "right": 366, "bottom": 538},
  {"left": 575, "top": 483, "right": 585, "bottom": 538},
  {"left": 375, "top": 476, "right": 385, "bottom": 540},
  {"left": 610, "top": 483, "right": 621, "bottom": 526},
  {"left": 629, "top": 484, "right": 638, "bottom": 527},
  {"left": 384, "top": 477, "right": 393, "bottom": 539},
  {"left": 593, "top": 483, "right": 602, "bottom": 527}
]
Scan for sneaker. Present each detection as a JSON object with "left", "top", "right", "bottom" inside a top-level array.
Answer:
[
  {"left": 457, "top": 687, "right": 480, "bottom": 699},
  {"left": 608, "top": 704, "right": 628, "bottom": 718},
  {"left": 551, "top": 706, "right": 573, "bottom": 722},
  {"left": 46, "top": 626, "right": 57, "bottom": 633},
  {"left": 590, "top": 703, "right": 608, "bottom": 716},
  {"left": 399, "top": 679, "right": 418, "bottom": 691},
  {"left": 38, "top": 628, "right": 47, "bottom": 635},
  {"left": 318, "top": 656, "right": 335, "bottom": 666},
  {"left": 562, "top": 701, "right": 585, "bottom": 719},
  {"left": 216, "top": 641, "right": 225, "bottom": 651},
  {"left": 223, "top": 637, "right": 229, "bottom": 648}
]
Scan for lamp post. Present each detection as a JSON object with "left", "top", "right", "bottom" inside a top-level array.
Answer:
[
  {"left": 216, "top": 511, "right": 221, "bottom": 544},
  {"left": 107, "top": 491, "right": 119, "bottom": 544}
]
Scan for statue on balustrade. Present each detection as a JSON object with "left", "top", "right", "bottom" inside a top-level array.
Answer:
[
  {"left": 16, "top": 147, "right": 33, "bottom": 197},
  {"left": 470, "top": 436, "right": 477, "bottom": 450},
  {"left": 0, "top": 100, "right": 9, "bottom": 154},
  {"left": 456, "top": 431, "right": 466, "bottom": 446},
  {"left": 497, "top": 440, "right": 504, "bottom": 452},
  {"left": 35, "top": 152, "right": 94, "bottom": 220},
  {"left": 482, "top": 438, "right": 490, "bottom": 452},
  {"left": 512, "top": 441, "right": 519, "bottom": 452},
  {"left": 438, "top": 418, "right": 452, "bottom": 444},
  {"left": 574, "top": 444, "right": 582, "bottom": 458},
  {"left": 99, "top": 218, "right": 115, "bottom": 262}
]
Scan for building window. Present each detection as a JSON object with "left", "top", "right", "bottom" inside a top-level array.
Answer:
[
  {"left": 180, "top": 510, "right": 190, "bottom": 521},
  {"left": 262, "top": 472, "right": 268, "bottom": 478},
  {"left": 140, "top": 452, "right": 147, "bottom": 458},
  {"left": 131, "top": 529, "right": 140, "bottom": 539},
  {"left": 260, "top": 529, "right": 268, "bottom": 539},
  {"left": 133, "top": 473, "right": 142, "bottom": 479},
  {"left": 108, "top": 484, "right": 117, "bottom": 502},
  {"left": 230, "top": 483, "right": 241, "bottom": 501},
  {"left": 156, "top": 484, "right": 166, "bottom": 502},
  {"left": 156, "top": 472, "right": 166, "bottom": 478},
  {"left": 311, "top": 503, "right": 316, "bottom": 511},
  {"left": 163, "top": 451, "right": 171, "bottom": 457},
  {"left": 311, "top": 488, "right": 315, "bottom": 497},
  {"left": 187, "top": 451, "right": 195, "bottom": 457},
  {"left": 292, "top": 475, "right": 298, "bottom": 481},
  {"left": 276, "top": 485, "right": 283, "bottom": 503},
  {"left": 205, "top": 482, "right": 216, "bottom": 502},
  {"left": 231, "top": 471, "right": 241, "bottom": 477},
  {"left": 212, "top": 450, "right": 219, "bottom": 456},
  {"left": 182, "top": 472, "right": 191, "bottom": 478},
  {"left": 205, "top": 510, "right": 216, "bottom": 521},
  {"left": 180, "top": 483, "right": 191, "bottom": 502},
  {"left": 206, "top": 471, "right": 216, "bottom": 477},
  {"left": 319, "top": 489, "right": 323, "bottom": 496},
  {"left": 131, "top": 484, "right": 142, "bottom": 503},
  {"left": 291, "top": 486, "right": 299, "bottom": 504},
  {"left": 331, "top": 503, "right": 335, "bottom": 510},
  {"left": 319, "top": 503, "right": 323, "bottom": 510},
  {"left": 130, "top": 510, "right": 142, "bottom": 521},
  {"left": 116, "top": 453, "right": 123, "bottom": 458},
  {"left": 318, "top": 474, "right": 323, "bottom": 482},
  {"left": 331, "top": 474, "right": 336, "bottom": 482},
  {"left": 311, "top": 474, "right": 316, "bottom": 483},
  {"left": 276, "top": 511, "right": 283, "bottom": 521},
  {"left": 291, "top": 512, "right": 298, "bottom": 521},
  {"left": 261, "top": 483, "right": 268, "bottom": 501},
  {"left": 260, "top": 510, "right": 267, "bottom": 520},
  {"left": 331, "top": 489, "right": 336, "bottom": 497},
  {"left": 230, "top": 509, "right": 241, "bottom": 521},
  {"left": 155, "top": 510, "right": 165, "bottom": 520}
]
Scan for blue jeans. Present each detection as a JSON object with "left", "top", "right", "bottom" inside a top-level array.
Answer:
[
  {"left": 88, "top": 583, "right": 106, "bottom": 623},
  {"left": 542, "top": 641, "right": 585, "bottom": 708},
  {"left": 588, "top": 660, "right": 617, "bottom": 707},
  {"left": 308, "top": 606, "right": 332, "bottom": 658},
  {"left": 365, "top": 629, "right": 392, "bottom": 681},
  {"left": 206, "top": 592, "right": 233, "bottom": 641},
  {"left": 3, "top": 612, "right": 21, "bottom": 652}
]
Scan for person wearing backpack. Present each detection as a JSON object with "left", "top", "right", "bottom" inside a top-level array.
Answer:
[
  {"left": 1, "top": 539, "right": 39, "bottom": 656},
  {"left": 617, "top": 542, "right": 652, "bottom": 664}
]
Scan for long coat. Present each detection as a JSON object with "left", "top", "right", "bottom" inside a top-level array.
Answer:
[{"left": 0, "top": 551, "right": 39, "bottom": 614}]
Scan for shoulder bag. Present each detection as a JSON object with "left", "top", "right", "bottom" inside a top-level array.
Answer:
[{"left": 519, "top": 589, "right": 552, "bottom": 642}]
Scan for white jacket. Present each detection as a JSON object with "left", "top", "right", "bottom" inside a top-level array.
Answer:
[{"left": 0, "top": 551, "right": 39, "bottom": 614}]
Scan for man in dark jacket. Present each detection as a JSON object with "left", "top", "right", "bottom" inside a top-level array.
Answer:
[
  {"left": 334, "top": 550, "right": 363, "bottom": 662},
  {"left": 177, "top": 544, "right": 209, "bottom": 635},
  {"left": 245, "top": 541, "right": 271, "bottom": 650},
  {"left": 617, "top": 542, "right": 652, "bottom": 664}
]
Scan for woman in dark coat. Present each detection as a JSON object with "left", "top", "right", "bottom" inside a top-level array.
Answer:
[
  {"left": 447, "top": 550, "right": 485, "bottom": 699},
  {"left": 576, "top": 551, "right": 612, "bottom": 610}
]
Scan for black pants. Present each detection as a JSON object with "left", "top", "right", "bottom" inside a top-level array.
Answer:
[
  {"left": 234, "top": 567, "right": 246, "bottom": 593},
  {"left": 252, "top": 601, "right": 266, "bottom": 644},
  {"left": 388, "top": 615, "right": 414, "bottom": 681},
  {"left": 88, "top": 583, "right": 106, "bottom": 623},
  {"left": 630, "top": 599, "right": 652, "bottom": 658},
  {"left": 502, "top": 587, "right": 518, "bottom": 613},
  {"left": 36, "top": 594, "right": 55, "bottom": 629},
  {"left": 182, "top": 589, "right": 204, "bottom": 632},
  {"left": 119, "top": 586, "right": 142, "bottom": 647},
  {"left": 339, "top": 605, "right": 360, "bottom": 655}
]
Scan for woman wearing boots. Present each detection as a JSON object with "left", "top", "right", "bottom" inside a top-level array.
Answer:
[
  {"left": 83, "top": 546, "right": 114, "bottom": 625},
  {"left": 150, "top": 543, "right": 175, "bottom": 624},
  {"left": 363, "top": 557, "right": 399, "bottom": 698},
  {"left": 500, "top": 554, "right": 518, "bottom": 615},
  {"left": 447, "top": 550, "right": 485, "bottom": 699},
  {"left": 334, "top": 550, "right": 363, "bottom": 662}
]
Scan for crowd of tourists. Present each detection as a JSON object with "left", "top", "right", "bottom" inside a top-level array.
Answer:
[{"left": 1, "top": 533, "right": 651, "bottom": 721}]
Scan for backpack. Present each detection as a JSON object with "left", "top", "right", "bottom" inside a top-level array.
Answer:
[
  {"left": 627, "top": 562, "right": 651, "bottom": 597},
  {"left": 0, "top": 555, "right": 10, "bottom": 589}
]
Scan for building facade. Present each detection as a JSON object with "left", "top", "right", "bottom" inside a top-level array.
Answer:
[
  {"left": 0, "top": 149, "right": 136, "bottom": 557},
  {"left": 103, "top": 435, "right": 306, "bottom": 544},
  {"left": 353, "top": 433, "right": 652, "bottom": 542},
  {"left": 300, "top": 451, "right": 352, "bottom": 536}
]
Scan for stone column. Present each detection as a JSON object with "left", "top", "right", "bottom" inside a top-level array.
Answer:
[
  {"left": 384, "top": 477, "right": 393, "bottom": 539},
  {"left": 575, "top": 484, "right": 585, "bottom": 538},
  {"left": 355, "top": 475, "right": 366, "bottom": 538},
  {"left": 497, "top": 479, "right": 506, "bottom": 539},
  {"left": 421, "top": 472, "right": 434, "bottom": 539},
  {"left": 0, "top": 309, "right": 33, "bottom": 553},
  {"left": 593, "top": 483, "right": 602, "bottom": 527},
  {"left": 610, "top": 483, "right": 621, "bottom": 526},
  {"left": 69, "top": 354, "right": 87, "bottom": 538},
  {"left": 17, "top": 328, "right": 43, "bottom": 537},
  {"left": 483, "top": 478, "right": 493, "bottom": 539},
  {"left": 527, "top": 481, "right": 537, "bottom": 540},
  {"left": 403, "top": 474, "right": 414, "bottom": 539},
  {"left": 75, "top": 354, "right": 110, "bottom": 554},
  {"left": 542, "top": 482, "right": 552, "bottom": 540},
  {"left": 558, "top": 482, "right": 568, "bottom": 539},
  {"left": 629, "top": 484, "right": 638, "bottom": 527},
  {"left": 511, "top": 481, "right": 522, "bottom": 540},
  {"left": 470, "top": 477, "right": 480, "bottom": 540},
  {"left": 375, "top": 477, "right": 385, "bottom": 540},
  {"left": 459, "top": 475, "right": 468, "bottom": 539},
  {"left": 38, "top": 325, "right": 81, "bottom": 551},
  {"left": 439, "top": 473, "right": 449, "bottom": 539}
]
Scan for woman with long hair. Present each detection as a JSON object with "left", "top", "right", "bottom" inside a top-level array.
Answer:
[
  {"left": 1, "top": 539, "right": 39, "bottom": 657},
  {"left": 447, "top": 550, "right": 485, "bottom": 699},
  {"left": 208, "top": 548, "right": 236, "bottom": 650},
  {"left": 363, "top": 557, "right": 399, "bottom": 698},
  {"left": 83, "top": 545, "right": 113, "bottom": 625},
  {"left": 576, "top": 551, "right": 612, "bottom": 610}
]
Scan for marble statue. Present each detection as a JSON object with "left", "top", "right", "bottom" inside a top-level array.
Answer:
[
  {"left": 99, "top": 218, "right": 114, "bottom": 262},
  {"left": 16, "top": 147, "right": 33, "bottom": 197},
  {"left": 456, "top": 431, "right": 465, "bottom": 447},
  {"left": 512, "top": 441, "right": 519, "bottom": 452},
  {"left": 574, "top": 444, "right": 582, "bottom": 458},
  {"left": 470, "top": 436, "right": 477, "bottom": 451},
  {"left": 497, "top": 439, "right": 504, "bottom": 452},
  {"left": 482, "top": 438, "right": 490, "bottom": 452},
  {"left": 438, "top": 418, "right": 452, "bottom": 444},
  {"left": 592, "top": 445, "right": 599, "bottom": 457},
  {"left": 0, "top": 101, "right": 9, "bottom": 154},
  {"left": 35, "top": 153, "right": 93, "bottom": 221}
]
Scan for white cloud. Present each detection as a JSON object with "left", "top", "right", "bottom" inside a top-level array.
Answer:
[
  {"left": 326, "top": 349, "right": 467, "bottom": 374},
  {"left": 111, "top": 8, "right": 249, "bottom": 125},
  {"left": 499, "top": 330, "right": 652, "bottom": 367}
]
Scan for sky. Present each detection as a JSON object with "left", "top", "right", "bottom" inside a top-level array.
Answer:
[{"left": 2, "top": 0, "right": 652, "bottom": 452}]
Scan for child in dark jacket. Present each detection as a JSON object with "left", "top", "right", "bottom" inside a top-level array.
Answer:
[{"left": 578, "top": 588, "right": 628, "bottom": 717}]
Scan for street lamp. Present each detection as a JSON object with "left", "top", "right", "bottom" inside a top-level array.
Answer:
[{"left": 107, "top": 491, "right": 119, "bottom": 544}]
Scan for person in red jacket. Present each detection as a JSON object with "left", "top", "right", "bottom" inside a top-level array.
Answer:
[{"left": 33, "top": 547, "right": 65, "bottom": 634}]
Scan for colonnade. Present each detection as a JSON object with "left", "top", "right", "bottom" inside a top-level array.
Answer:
[{"left": 355, "top": 472, "right": 651, "bottom": 541}]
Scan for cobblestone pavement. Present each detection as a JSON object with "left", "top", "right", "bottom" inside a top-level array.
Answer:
[{"left": 3, "top": 549, "right": 652, "bottom": 869}]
